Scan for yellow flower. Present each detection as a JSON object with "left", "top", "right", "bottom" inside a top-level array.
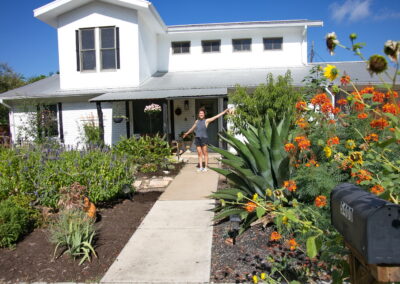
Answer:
[
  {"left": 349, "top": 151, "right": 363, "bottom": 165},
  {"left": 324, "top": 146, "right": 332, "bottom": 158},
  {"left": 260, "top": 273, "right": 266, "bottom": 280},
  {"left": 345, "top": 139, "right": 356, "bottom": 150},
  {"left": 252, "top": 193, "right": 258, "bottom": 201},
  {"left": 253, "top": 275, "right": 259, "bottom": 284},
  {"left": 266, "top": 188, "right": 273, "bottom": 197},
  {"left": 282, "top": 216, "right": 289, "bottom": 225},
  {"left": 324, "top": 64, "right": 339, "bottom": 81}
]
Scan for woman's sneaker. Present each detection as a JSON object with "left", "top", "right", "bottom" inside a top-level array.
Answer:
[
  {"left": 197, "top": 167, "right": 204, "bottom": 172},
  {"left": 201, "top": 168, "right": 208, "bottom": 172}
]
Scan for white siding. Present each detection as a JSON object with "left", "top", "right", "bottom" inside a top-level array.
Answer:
[
  {"left": 138, "top": 14, "right": 158, "bottom": 82},
  {"left": 111, "top": 101, "right": 127, "bottom": 144}
]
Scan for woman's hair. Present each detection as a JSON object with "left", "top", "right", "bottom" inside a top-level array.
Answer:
[{"left": 198, "top": 108, "right": 206, "bottom": 118}]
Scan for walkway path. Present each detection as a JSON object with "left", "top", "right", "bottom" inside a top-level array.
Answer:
[{"left": 101, "top": 155, "right": 220, "bottom": 283}]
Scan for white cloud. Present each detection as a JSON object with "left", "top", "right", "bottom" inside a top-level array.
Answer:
[{"left": 330, "top": 0, "right": 372, "bottom": 22}]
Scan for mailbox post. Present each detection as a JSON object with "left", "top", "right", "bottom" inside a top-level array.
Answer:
[{"left": 331, "top": 183, "right": 400, "bottom": 283}]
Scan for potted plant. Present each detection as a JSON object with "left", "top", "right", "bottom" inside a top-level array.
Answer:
[{"left": 113, "top": 115, "right": 127, "bottom": 123}]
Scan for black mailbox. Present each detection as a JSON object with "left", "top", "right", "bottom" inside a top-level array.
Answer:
[{"left": 331, "top": 183, "right": 400, "bottom": 264}]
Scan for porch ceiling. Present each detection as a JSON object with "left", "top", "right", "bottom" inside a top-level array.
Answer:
[{"left": 89, "top": 87, "right": 227, "bottom": 102}]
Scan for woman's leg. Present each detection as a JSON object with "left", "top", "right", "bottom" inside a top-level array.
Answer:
[
  {"left": 196, "top": 146, "right": 203, "bottom": 169},
  {"left": 202, "top": 145, "right": 208, "bottom": 168}
]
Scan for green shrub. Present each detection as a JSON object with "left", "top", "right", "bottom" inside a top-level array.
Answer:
[
  {"left": 49, "top": 209, "right": 96, "bottom": 265},
  {"left": 113, "top": 135, "right": 171, "bottom": 171},
  {"left": 0, "top": 199, "right": 32, "bottom": 247},
  {"left": 229, "top": 71, "right": 300, "bottom": 130},
  {"left": 82, "top": 121, "right": 103, "bottom": 147}
]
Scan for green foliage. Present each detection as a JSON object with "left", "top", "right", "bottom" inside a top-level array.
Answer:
[
  {"left": 49, "top": 209, "right": 96, "bottom": 265},
  {"left": 0, "top": 199, "right": 33, "bottom": 247},
  {"left": 0, "top": 145, "right": 135, "bottom": 208},
  {"left": 82, "top": 120, "right": 103, "bottom": 147},
  {"left": 228, "top": 71, "right": 300, "bottom": 129},
  {"left": 113, "top": 135, "right": 172, "bottom": 172},
  {"left": 301, "top": 65, "right": 327, "bottom": 99}
]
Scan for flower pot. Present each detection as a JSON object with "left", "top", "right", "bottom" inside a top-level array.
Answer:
[{"left": 113, "top": 117, "right": 124, "bottom": 123}]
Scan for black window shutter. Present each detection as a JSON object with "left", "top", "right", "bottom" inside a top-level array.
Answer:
[
  {"left": 75, "top": 30, "right": 80, "bottom": 71},
  {"left": 58, "top": 102, "right": 64, "bottom": 143},
  {"left": 116, "top": 27, "right": 120, "bottom": 69}
]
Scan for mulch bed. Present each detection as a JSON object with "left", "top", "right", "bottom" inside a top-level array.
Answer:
[
  {"left": 135, "top": 161, "right": 185, "bottom": 179},
  {"left": 0, "top": 192, "right": 161, "bottom": 283}
]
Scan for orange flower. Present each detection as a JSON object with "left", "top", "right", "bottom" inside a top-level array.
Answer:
[
  {"left": 294, "top": 136, "right": 311, "bottom": 150},
  {"left": 296, "top": 101, "right": 307, "bottom": 111},
  {"left": 296, "top": 118, "right": 308, "bottom": 128},
  {"left": 328, "top": 119, "right": 336, "bottom": 124},
  {"left": 327, "top": 136, "right": 340, "bottom": 146},
  {"left": 354, "top": 102, "right": 365, "bottom": 112},
  {"left": 337, "top": 99, "right": 348, "bottom": 105},
  {"left": 382, "top": 103, "right": 398, "bottom": 114},
  {"left": 332, "top": 107, "right": 341, "bottom": 115},
  {"left": 357, "top": 113, "right": 368, "bottom": 119},
  {"left": 390, "top": 128, "right": 396, "bottom": 132},
  {"left": 370, "top": 118, "right": 389, "bottom": 129},
  {"left": 386, "top": 91, "right": 399, "bottom": 99},
  {"left": 270, "top": 231, "right": 282, "bottom": 241},
  {"left": 287, "top": 238, "right": 298, "bottom": 251},
  {"left": 311, "top": 93, "right": 330, "bottom": 106},
  {"left": 370, "top": 185, "right": 384, "bottom": 195},
  {"left": 365, "top": 133, "right": 379, "bottom": 142},
  {"left": 340, "top": 75, "right": 351, "bottom": 85},
  {"left": 321, "top": 102, "right": 333, "bottom": 113},
  {"left": 244, "top": 202, "right": 257, "bottom": 213},
  {"left": 284, "top": 143, "right": 295, "bottom": 152},
  {"left": 284, "top": 180, "right": 297, "bottom": 192},
  {"left": 352, "top": 169, "right": 373, "bottom": 184},
  {"left": 360, "top": 86, "right": 375, "bottom": 94},
  {"left": 372, "top": 91, "right": 385, "bottom": 103},
  {"left": 315, "top": 195, "right": 327, "bottom": 208}
]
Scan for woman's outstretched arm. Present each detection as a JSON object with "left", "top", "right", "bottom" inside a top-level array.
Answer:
[
  {"left": 182, "top": 120, "right": 198, "bottom": 139},
  {"left": 206, "top": 108, "right": 229, "bottom": 125}
]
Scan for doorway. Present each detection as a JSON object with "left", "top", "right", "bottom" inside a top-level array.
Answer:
[{"left": 195, "top": 98, "right": 219, "bottom": 147}]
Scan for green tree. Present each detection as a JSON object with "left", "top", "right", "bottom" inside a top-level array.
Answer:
[
  {"left": 0, "top": 63, "right": 25, "bottom": 125},
  {"left": 228, "top": 71, "right": 300, "bottom": 130}
]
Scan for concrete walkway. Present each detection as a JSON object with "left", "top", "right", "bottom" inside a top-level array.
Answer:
[{"left": 101, "top": 156, "right": 220, "bottom": 283}]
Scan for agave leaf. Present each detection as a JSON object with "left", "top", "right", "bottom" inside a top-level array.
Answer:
[
  {"left": 209, "top": 167, "right": 253, "bottom": 195},
  {"left": 270, "top": 120, "right": 288, "bottom": 187},
  {"left": 223, "top": 132, "right": 257, "bottom": 170},
  {"left": 213, "top": 207, "right": 244, "bottom": 221},
  {"left": 275, "top": 156, "right": 290, "bottom": 187},
  {"left": 208, "top": 145, "right": 242, "bottom": 163},
  {"left": 277, "top": 114, "right": 290, "bottom": 141}
]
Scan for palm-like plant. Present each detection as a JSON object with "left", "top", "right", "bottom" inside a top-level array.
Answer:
[{"left": 209, "top": 115, "right": 292, "bottom": 227}]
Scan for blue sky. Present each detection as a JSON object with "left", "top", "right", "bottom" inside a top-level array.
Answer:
[{"left": 0, "top": 0, "right": 399, "bottom": 78}]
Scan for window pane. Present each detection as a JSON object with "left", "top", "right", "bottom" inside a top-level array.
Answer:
[
  {"left": 82, "top": 50, "right": 96, "bottom": 70},
  {"left": 81, "top": 29, "right": 95, "bottom": 50},
  {"left": 101, "top": 28, "right": 115, "bottom": 49},
  {"left": 264, "top": 38, "right": 283, "bottom": 50},
  {"left": 203, "top": 43, "right": 211, "bottom": 52},
  {"left": 233, "top": 39, "right": 251, "bottom": 51},
  {"left": 172, "top": 42, "right": 190, "bottom": 54},
  {"left": 212, "top": 41, "right": 220, "bottom": 52},
  {"left": 102, "top": 49, "right": 116, "bottom": 69}
]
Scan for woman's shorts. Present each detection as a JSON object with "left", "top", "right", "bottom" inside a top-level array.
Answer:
[{"left": 195, "top": 137, "right": 209, "bottom": 147}]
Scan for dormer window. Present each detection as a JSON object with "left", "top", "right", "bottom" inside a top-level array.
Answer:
[
  {"left": 171, "top": 41, "right": 190, "bottom": 54},
  {"left": 202, "top": 40, "right": 221, "bottom": 53},
  {"left": 232, "top": 38, "right": 252, "bottom": 52},
  {"left": 76, "top": 27, "right": 120, "bottom": 72},
  {"left": 79, "top": 28, "right": 96, "bottom": 71}
]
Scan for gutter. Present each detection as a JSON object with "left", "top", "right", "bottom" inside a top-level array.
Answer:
[{"left": 0, "top": 99, "right": 11, "bottom": 109}]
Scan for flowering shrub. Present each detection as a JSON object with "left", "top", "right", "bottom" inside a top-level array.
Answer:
[{"left": 144, "top": 103, "right": 162, "bottom": 114}]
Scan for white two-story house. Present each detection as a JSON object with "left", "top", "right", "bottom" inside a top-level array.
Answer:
[{"left": 0, "top": 0, "right": 380, "bottom": 147}]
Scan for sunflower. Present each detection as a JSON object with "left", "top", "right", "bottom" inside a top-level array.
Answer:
[
  {"left": 324, "top": 146, "right": 332, "bottom": 158},
  {"left": 345, "top": 139, "right": 356, "bottom": 150},
  {"left": 323, "top": 64, "right": 339, "bottom": 81},
  {"left": 349, "top": 151, "right": 363, "bottom": 165}
]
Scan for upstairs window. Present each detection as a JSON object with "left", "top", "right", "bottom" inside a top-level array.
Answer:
[
  {"left": 75, "top": 27, "right": 120, "bottom": 72},
  {"left": 100, "top": 27, "right": 118, "bottom": 69},
  {"left": 171, "top": 41, "right": 190, "bottom": 54},
  {"left": 232, "top": 38, "right": 252, "bottom": 52},
  {"left": 79, "top": 28, "right": 96, "bottom": 71},
  {"left": 264, "top": 37, "right": 283, "bottom": 50},
  {"left": 202, "top": 40, "right": 221, "bottom": 53}
]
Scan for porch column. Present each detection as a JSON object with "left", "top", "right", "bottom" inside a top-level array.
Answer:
[{"left": 96, "top": 102, "right": 104, "bottom": 143}]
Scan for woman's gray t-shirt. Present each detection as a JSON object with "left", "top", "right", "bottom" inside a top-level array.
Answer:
[{"left": 195, "top": 119, "right": 208, "bottom": 138}]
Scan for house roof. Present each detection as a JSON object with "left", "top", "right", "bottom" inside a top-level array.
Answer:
[
  {"left": 0, "top": 61, "right": 392, "bottom": 102},
  {"left": 34, "top": 0, "right": 166, "bottom": 31}
]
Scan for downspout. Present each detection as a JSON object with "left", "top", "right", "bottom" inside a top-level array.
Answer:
[{"left": 324, "top": 85, "right": 336, "bottom": 120}]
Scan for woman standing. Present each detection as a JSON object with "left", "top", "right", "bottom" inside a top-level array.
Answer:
[{"left": 183, "top": 107, "right": 229, "bottom": 172}]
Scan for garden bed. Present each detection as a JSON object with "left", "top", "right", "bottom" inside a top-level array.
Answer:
[{"left": 0, "top": 192, "right": 160, "bottom": 283}]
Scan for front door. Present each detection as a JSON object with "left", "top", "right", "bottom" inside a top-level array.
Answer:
[{"left": 195, "top": 98, "right": 219, "bottom": 147}]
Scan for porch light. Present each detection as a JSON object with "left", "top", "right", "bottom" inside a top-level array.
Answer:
[{"left": 184, "top": 100, "right": 189, "bottom": 110}]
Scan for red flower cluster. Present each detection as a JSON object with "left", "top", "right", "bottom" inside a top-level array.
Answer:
[
  {"left": 327, "top": 136, "right": 340, "bottom": 146},
  {"left": 382, "top": 103, "right": 399, "bottom": 114},
  {"left": 284, "top": 143, "right": 295, "bottom": 152},
  {"left": 315, "top": 195, "right": 327, "bottom": 208},
  {"left": 337, "top": 99, "right": 348, "bottom": 105},
  {"left": 370, "top": 118, "right": 389, "bottom": 129},
  {"left": 372, "top": 91, "right": 386, "bottom": 103},
  {"left": 340, "top": 75, "right": 351, "bottom": 85},
  {"left": 294, "top": 136, "right": 311, "bottom": 150},
  {"left": 360, "top": 86, "right": 375, "bottom": 95},
  {"left": 296, "top": 101, "right": 307, "bottom": 111},
  {"left": 386, "top": 91, "right": 399, "bottom": 99},
  {"left": 357, "top": 113, "right": 368, "bottom": 119},
  {"left": 311, "top": 93, "right": 330, "bottom": 106},
  {"left": 284, "top": 180, "right": 297, "bottom": 192},
  {"left": 351, "top": 169, "right": 373, "bottom": 184},
  {"left": 370, "top": 185, "right": 384, "bottom": 195},
  {"left": 365, "top": 133, "right": 379, "bottom": 142}
]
